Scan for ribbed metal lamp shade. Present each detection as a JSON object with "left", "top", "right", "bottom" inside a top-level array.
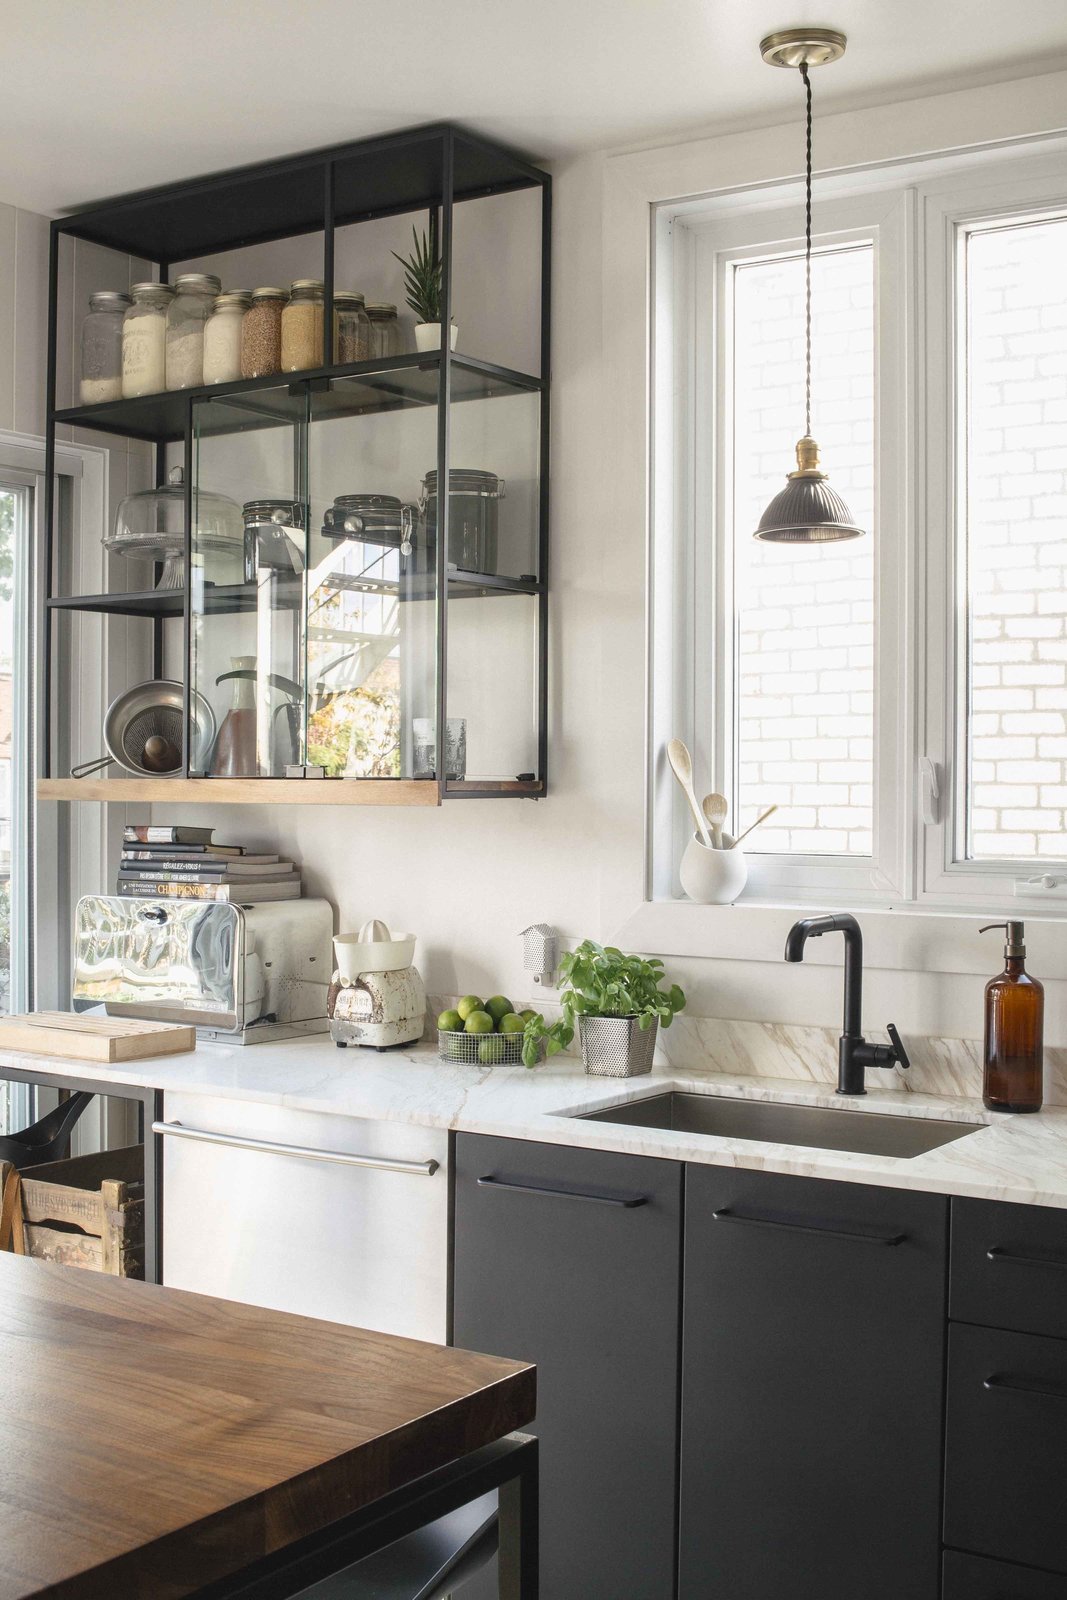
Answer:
[{"left": 754, "top": 436, "right": 864, "bottom": 543}]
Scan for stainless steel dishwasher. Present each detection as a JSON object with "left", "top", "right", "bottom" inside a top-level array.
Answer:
[{"left": 158, "top": 1091, "right": 448, "bottom": 1341}]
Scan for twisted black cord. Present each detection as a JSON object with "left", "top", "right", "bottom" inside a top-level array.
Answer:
[{"left": 800, "top": 60, "right": 813, "bottom": 438}]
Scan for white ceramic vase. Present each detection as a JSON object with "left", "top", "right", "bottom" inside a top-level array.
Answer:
[
  {"left": 414, "top": 320, "right": 459, "bottom": 353},
  {"left": 679, "top": 831, "right": 747, "bottom": 904}
]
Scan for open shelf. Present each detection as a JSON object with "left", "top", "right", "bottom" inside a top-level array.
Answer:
[
  {"left": 37, "top": 777, "right": 441, "bottom": 807},
  {"left": 53, "top": 354, "right": 544, "bottom": 444},
  {"left": 47, "top": 570, "right": 541, "bottom": 619}
]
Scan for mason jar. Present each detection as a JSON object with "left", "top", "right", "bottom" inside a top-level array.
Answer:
[
  {"left": 122, "top": 282, "right": 174, "bottom": 398},
  {"left": 80, "top": 290, "right": 130, "bottom": 404},
  {"left": 203, "top": 291, "right": 250, "bottom": 384},
  {"left": 165, "top": 272, "right": 221, "bottom": 390},
  {"left": 333, "top": 291, "right": 372, "bottom": 364},
  {"left": 280, "top": 279, "right": 324, "bottom": 372},
  {"left": 366, "top": 302, "right": 402, "bottom": 358},
  {"left": 241, "top": 286, "right": 286, "bottom": 379}
]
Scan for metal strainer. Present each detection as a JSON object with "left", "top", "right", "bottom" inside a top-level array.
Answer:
[{"left": 71, "top": 679, "right": 217, "bottom": 779}]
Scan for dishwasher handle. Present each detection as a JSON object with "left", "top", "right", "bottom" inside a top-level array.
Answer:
[{"left": 152, "top": 1120, "right": 439, "bottom": 1176}]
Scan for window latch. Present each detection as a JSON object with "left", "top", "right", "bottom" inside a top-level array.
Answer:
[{"left": 918, "top": 757, "right": 940, "bottom": 826}]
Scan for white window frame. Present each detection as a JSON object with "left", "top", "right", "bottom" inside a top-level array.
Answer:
[{"left": 651, "top": 141, "right": 1067, "bottom": 920}]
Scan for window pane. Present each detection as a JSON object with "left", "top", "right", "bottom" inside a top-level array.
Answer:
[
  {"left": 731, "top": 245, "right": 875, "bottom": 854},
  {"left": 963, "top": 216, "right": 1067, "bottom": 861}
]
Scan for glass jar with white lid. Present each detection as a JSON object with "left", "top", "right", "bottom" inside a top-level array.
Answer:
[
  {"left": 122, "top": 282, "right": 174, "bottom": 397},
  {"left": 203, "top": 291, "right": 251, "bottom": 384},
  {"left": 166, "top": 273, "right": 221, "bottom": 390}
]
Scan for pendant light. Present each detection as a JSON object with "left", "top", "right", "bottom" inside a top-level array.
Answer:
[{"left": 754, "top": 28, "right": 864, "bottom": 543}]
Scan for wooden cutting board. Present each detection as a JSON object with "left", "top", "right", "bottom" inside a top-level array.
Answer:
[{"left": 0, "top": 1012, "right": 196, "bottom": 1062}]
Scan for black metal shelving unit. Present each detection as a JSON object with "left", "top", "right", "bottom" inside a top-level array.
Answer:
[{"left": 42, "top": 122, "right": 551, "bottom": 804}]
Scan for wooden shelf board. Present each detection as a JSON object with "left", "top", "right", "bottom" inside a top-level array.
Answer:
[{"left": 37, "top": 778, "right": 440, "bottom": 807}]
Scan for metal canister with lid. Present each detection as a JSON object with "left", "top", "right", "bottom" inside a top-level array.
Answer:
[
  {"left": 321, "top": 493, "right": 416, "bottom": 557},
  {"left": 419, "top": 468, "right": 506, "bottom": 575},
  {"left": 242, "top": 499, "right": 306, "bottom": 582}
]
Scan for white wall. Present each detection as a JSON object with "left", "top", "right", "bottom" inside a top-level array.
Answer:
[{"left": 14, "top": 67, "right": 1067, "bottom": 1048}]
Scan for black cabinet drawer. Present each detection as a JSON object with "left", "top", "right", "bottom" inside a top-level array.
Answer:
[
  {"left": 452, "top": 1134, "right": 682, "bottom": 1600},
  {"left": 944, "top": 1552, "right": 1067, "bottom": 1598},
  {"left": 952, "top": 1198, "right": 1067, "bottom": 1338},
  {"left": 680, "top": 1167, "right": 945, "bottom": 1600},
  {"left": 945, "top": 1324, "right": 1067, "bottom": 1574}
]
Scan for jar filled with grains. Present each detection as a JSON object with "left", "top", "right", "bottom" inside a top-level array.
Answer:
[
  {"left": 333, "top": 291, "right": 372, "bottom": 364},
  {"left": 241, "top": 287, "right": 286, "bottom": 379},
  {"left": 123, "top": 282, "right": 175, "bottom": 397},
  {"left": 80, "top": 290, "right": 131, "bottom": 404},
  {"left": 366, "top": 303, "right": 402, "bottom": 359},
  {"left": 203, "top": 291, "right": 250, "bottom": 384},
  {"left": 165, "top": 273, "right": 221, "bottom": 390},
  {"left": 281, "top": 279, "right": 325, "bottom": 372}
]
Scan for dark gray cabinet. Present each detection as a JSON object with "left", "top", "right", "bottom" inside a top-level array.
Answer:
[
  {"left": 679, "top": 1167, "right": 947, "bottom": 1600},
  {"left": 944, "top": 1551, "right": 1067, "bottom": 1599},
  {"left": 452, "top": 1133, "right": 682, "bottom": 1600}
]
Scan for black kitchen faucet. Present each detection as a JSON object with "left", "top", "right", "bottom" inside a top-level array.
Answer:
[{"left": 784, "top": 912, "right": 910, "bottom": 1096}]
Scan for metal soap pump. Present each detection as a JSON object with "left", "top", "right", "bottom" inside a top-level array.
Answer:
[{"left": 979, "top": 921, "right": 1044, "bottom": 1114}]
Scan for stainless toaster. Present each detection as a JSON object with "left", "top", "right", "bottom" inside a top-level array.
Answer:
[{"left": 72, "top": 895, "right": 334, "bottom": 1043}]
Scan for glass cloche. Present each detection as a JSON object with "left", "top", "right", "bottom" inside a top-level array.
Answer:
[{"left": 106, "top": 466, "right": 243, "bottom": 589}]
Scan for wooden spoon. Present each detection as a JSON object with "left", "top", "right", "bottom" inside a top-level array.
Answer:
[
  {"left": 667, "top": 740, "right": 712, "bottom": 846},
  {"left": 701, "top": 792, "right": 728, "bottom": 850},
  {"left": 730, "top": 804, "right": 778, "bottom": 849}
]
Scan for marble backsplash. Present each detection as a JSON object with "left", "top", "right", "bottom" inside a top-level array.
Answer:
[{"left": 426, "top": 994, "right": 1067, "bottom": 1106}]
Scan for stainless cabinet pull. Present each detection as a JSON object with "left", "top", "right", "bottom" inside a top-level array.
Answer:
[
  {"left": 477, "top": 1175, "right": 648, "bottom": 1208},
  {"left": 987, "top": 1245, "right": 1067, "bottom": 1271},
  {"left": 712, "top": 1207, "right": 906, "bottom": 1246},
  {"left": 984, "top": 1373, "right": 1067, "bottom": 1403},
  {"left": 152, "top": 1121, "right": 438, "bottom": 1176}
]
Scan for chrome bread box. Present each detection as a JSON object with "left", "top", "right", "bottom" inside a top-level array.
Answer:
[{"left": 72, "top": 896, "right": 334, "bottom": 1043}]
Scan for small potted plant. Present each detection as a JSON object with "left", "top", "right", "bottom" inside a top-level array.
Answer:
[
  {"left": 392, "top": 223, "right": 457, "bottom": 353},
  {"left": 522, "top": 940, "right": 685, "bottom": 1077}
]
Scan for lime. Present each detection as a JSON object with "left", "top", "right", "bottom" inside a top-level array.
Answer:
[
  {"left": 457, "top": 994, "right": 483, "bottom": 1021},
  {"left": 437, "top": 1008, "right": 464, "bottom": 1032},
  {"left": 464, "top": 1009, "right": 494, "bottom": 1034},
  {"left": 484, "top": 995, "right": 513, "bottom": 1025},
  {"left": 520, "top": 1008, "right": 539, "bottom": 1023},
  {"left": 479, "top": 1035, "right": 506, "bottom": 1065},
  {"left": 499, "top": 1012, "right": 525, "bottom": 1034}
]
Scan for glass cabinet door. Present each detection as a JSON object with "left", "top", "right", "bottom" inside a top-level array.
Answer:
[{"left": 190, "top": 388, "right": 309, "bottom": 778}]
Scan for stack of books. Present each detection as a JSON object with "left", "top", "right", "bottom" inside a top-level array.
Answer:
[{"left": 117, "top": 825, "right": 301, "bottom": 902}]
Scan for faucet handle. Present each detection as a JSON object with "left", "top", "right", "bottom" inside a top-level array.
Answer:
[{"left": 886, "top": 1024, "right": 910, "bottom": 1071}]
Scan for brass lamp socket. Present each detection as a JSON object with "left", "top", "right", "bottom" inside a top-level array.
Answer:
[{"left": 787, "top": 436, "right": 828, "bottom": 480}]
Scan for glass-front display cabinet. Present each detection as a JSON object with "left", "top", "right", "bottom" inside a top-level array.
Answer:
[{"left": 40, "top": 124, "right": 549, "bottom": 805}]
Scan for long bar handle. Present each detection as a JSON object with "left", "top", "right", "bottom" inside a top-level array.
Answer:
[
  {"left": 152, "top": 1121, "right": 438, "bottom": 1176},
  {"left": 984, "top": 1373, "right": 1067, "bottom": 1403},
  {"left": 987, "top": 1245, "right": 1067, "bottom": 1272},
  {"left": 477, "top": 1175, "right": 648, "bottom": 1208},
  {"left": 713, "top": 1207, "right": 905, "bottom": 1246}
]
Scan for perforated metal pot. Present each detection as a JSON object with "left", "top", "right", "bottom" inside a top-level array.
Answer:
[{"left": 578, "top": 1014, "right": 659, "bottom": 1078}]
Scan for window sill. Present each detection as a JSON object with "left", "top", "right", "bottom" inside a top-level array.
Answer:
[{"left": 613, "top": 896, "right": 1067, "bottom": 979}]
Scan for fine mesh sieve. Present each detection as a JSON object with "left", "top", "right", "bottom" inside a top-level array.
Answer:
[{"left": 71, "top": 679, "right": 216, "bottom": 779}]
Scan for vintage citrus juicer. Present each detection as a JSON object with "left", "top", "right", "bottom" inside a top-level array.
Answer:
[{"left": 327, "top": 919, "right": 426, "bottom": 1049}]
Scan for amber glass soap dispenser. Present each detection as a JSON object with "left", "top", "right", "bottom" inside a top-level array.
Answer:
[{"left": 980, "top": 921, "right": 1044, "bottom": 1113}]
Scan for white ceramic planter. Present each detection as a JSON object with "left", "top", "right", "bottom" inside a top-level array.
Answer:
[
  {"left": 679, "top": 831, "right": 747, "bottom": 904},
  {"left": 414, "top": 320, "right": 459, "bottom": 353}
]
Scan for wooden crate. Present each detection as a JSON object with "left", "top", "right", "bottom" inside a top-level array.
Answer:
[{"left": 11, "top": 1146, "right": 145, "bottom": 1278}]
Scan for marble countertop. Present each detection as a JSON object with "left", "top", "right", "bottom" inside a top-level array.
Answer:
[{"left": 3, "top": 1035, "right": 1067, "bottom": 1209}]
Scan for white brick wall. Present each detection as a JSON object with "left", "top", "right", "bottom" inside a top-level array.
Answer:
[
  {"left": 966, "top": 218, "right": 1067, "bottom": 861},
  {"left": 732, "top": 246, "right": 874, "bottom": 855}
]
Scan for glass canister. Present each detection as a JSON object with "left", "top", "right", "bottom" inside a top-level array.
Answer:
[
  {"left": 420, "top": 468, "right": 505, "bottom": 574},
  {"left": 241, "top": 286, "right": 286, "bottom": 379},
  {"left": 122, "top": 282, "right": 174, "bottom": 398},
  {"left": 203, "top": 291, "right": 250, "bottom": 384},
  {"left": 333, "top": 291, "right": 372, "bottom": 364},
  {"left": 366, "top": 303, "right": 402, "bottom": 358},
  {"left": 80, "top": 290, "right": 131, "bottom": 404},
  {"left": 280, "top": 279, "right": 324, "bottom": 372},
  {"left": 165, "top": 272, "right": 221, "bottom": 390}
]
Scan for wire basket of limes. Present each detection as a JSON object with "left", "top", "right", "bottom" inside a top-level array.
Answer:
[{"left": 437, "top": 996, "right": 541, "bottom": 1066}]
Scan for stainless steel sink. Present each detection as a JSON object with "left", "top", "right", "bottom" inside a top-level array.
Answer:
[{"left": 574, "top": 1091, "right": 983, "bottom": 1159}]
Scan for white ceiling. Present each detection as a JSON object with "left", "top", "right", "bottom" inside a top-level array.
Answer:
[{"left": 3, "top": 0, "right": 1067, "bottom": 217}]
